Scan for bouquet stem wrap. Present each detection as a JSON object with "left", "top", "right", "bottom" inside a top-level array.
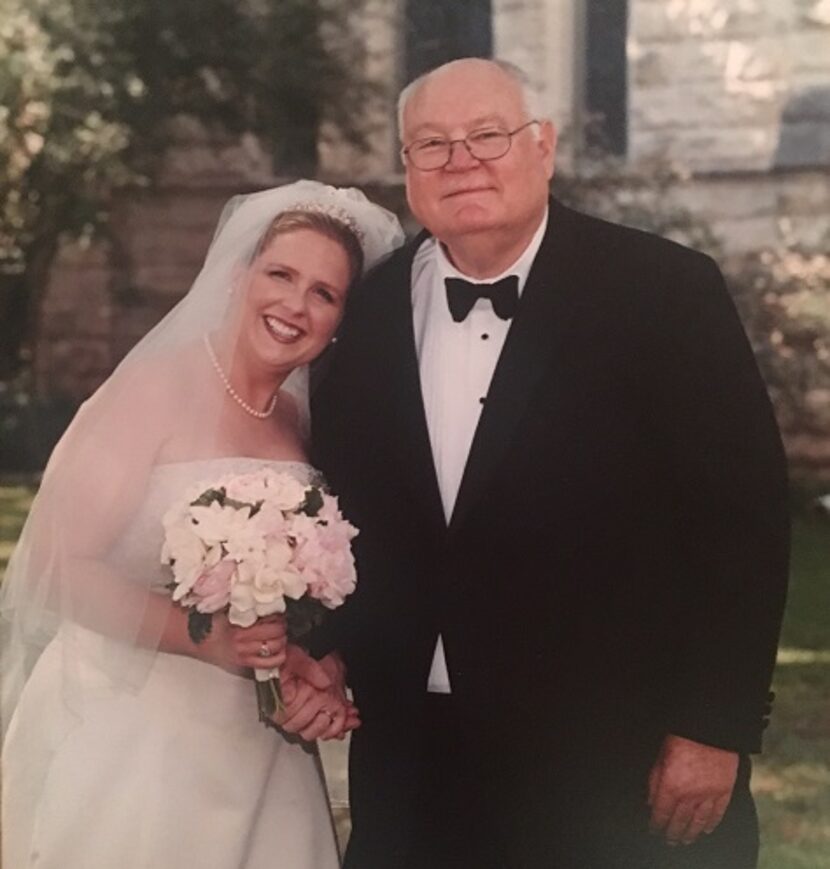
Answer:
[{"left": 254, "top": 668, "right": 284, "bottom": 722}]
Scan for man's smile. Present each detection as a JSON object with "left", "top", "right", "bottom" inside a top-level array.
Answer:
[{"left": 442, "top": 186, "right": 496, "bottom": 199}]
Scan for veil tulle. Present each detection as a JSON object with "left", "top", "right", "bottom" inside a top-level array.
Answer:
[{"left": 0, "top": 180, "right": 404, "bottom": 734}]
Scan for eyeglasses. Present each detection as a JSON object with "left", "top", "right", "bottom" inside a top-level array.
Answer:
[{"left": 401, "top": 120, "right": 540, "bottom": 171}]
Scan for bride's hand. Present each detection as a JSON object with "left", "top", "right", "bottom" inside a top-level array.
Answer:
[
  {"left": 276, "top": 678, "right": 361, "bottom": 742},
  {"left": 196, "top": 613, "right": 287, "bottom": 676},
  {"left": 275, "top": 648, "right": 361, "bottom": 741}
]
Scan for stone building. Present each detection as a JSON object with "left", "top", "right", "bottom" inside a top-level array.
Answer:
[
  {"left": 35, "top": 0, "right": 830, "bottom": 466},
  {"left": 320, "top": 0, "right": 830, "bottom": 250}
]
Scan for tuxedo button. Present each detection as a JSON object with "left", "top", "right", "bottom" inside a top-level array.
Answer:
[
  {"left": 481, "top": 333, "right": 490, "bottom": 340},
  {"left": 479, "top": 396, "right": 486, "bottom": 405}
]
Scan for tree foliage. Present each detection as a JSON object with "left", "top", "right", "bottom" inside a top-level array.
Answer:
[
  {"left": 553, "top": 150, "right": 720, "bottom": 255},
  {"left": 730, "top": 246, "right": 830, "bottom": 442},
  {"left": 0, "top": 0, "right": 373, "bottom": 376}
]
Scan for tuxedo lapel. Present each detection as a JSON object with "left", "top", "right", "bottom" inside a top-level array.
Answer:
[
  {"left": 449, "top": 201, "right": 581, "bottom": 534},
  {"left": 374, "top": 234, "right": 447, "bottom": 537}
]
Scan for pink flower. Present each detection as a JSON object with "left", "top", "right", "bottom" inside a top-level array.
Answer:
[
  {"left": 293, "top": 532, "right": 326, "bottom": 572},
  {"left": 296, "top": 544, "right": 356, "bottom": 609},
  {"left": 255, "top": 502, "right": 289, "bottom": 538},
  {"left": 192, "top": 559, "right": 235, "bottom": 613},
  {"left": 318, "top": 494, "right": 343, "bottom": 523},
  {"left": 317, "top": 520, "right": 356, "bottom": 552}
]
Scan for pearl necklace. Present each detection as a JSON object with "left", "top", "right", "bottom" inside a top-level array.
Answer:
[{"left": 203, "top": 335, "right": 278, "bottom": 419}]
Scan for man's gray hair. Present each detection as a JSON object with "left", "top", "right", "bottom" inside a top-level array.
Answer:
[{"left": 397, "top": 58, "right": 544, "bottom": 139}]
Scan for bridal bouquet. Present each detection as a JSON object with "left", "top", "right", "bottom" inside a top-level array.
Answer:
[{"left": 161, "top": 467, "right": 358, "bottom": 722}]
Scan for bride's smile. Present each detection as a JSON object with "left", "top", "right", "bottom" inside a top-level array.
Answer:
[
  {"left": 240, "top": 227, "right": 352, "bottom": 377},
  {"left": 263, "top": 314, "right": 304, "bottom": 342}
]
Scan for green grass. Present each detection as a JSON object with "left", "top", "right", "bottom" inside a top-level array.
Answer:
[
  {"left": 0, "top": 479, "right": 35, "bottom": 576},
  {"left": 756, "top": 513, "right": 830, "bottom": 868},
  {"left": 0, "top": 481, "right": 828, "bottom": 863}
]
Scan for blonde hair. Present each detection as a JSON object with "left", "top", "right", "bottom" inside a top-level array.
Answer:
[{"left": 253, "top": 210, "right": 364, "bottom": 282}]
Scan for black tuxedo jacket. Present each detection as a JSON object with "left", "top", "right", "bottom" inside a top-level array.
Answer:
[{"left": 311, "top": 199, "right": 789, "bottom": 867}]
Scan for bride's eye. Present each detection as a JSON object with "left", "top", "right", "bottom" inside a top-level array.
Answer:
[
  {"left": 314, "top": 286, "right": 337, "bottom": 304},
  {"left": 268, "top": 268, "right": 291, "bottom": 281}
]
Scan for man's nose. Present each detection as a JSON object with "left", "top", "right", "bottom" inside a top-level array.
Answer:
[{"left": 445, "top": 138, "right": 479, "bottom": 171}]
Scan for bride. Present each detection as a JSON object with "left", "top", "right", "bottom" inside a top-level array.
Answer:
[{"left": 0, "top": 180, "right": 404, "bottom": 869}]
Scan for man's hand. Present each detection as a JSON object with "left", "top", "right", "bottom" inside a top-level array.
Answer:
[
  {"left": 648, "top": 734, "right": 738, "bottom": 845},
  {"left": 274, "top": 647, "right": 360, "bottom": 741},
  {"left": 281, "top": 643, "right": 332, "bottom": 691}
]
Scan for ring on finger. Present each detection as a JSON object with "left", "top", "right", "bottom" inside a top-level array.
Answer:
[
  {"left": 318, "top": 708, "right": 335, "bottom": 723},
  {"left": 258, "top": 641, "right": 270, "bottom": 658}
]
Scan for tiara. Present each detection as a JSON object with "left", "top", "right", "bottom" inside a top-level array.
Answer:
[{"left": 287, "top": 200, "right": 366, "bottom": 245}]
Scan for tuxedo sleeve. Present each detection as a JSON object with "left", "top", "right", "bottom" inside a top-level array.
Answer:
[
  {"left": 653, "top": 253, "right": 789, "bottom": 753},
  {"left": 305, "top": 269, "right": 385, "bottom": 665},
  {"left": 306, "top": 336, "right": 357, "bottom": 662}
]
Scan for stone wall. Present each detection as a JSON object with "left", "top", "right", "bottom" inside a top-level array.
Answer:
[
  {"left": 662, "top": 167, "right": 830, "bottom": 253},
  {"left": 629, "top": 0, "right": 830, "bottom": 172},
  {"left": 492, "top": 0, "right": 581, "bottom": 169},
  {"left": 35, "top": 123, "right": 275, "bottom": 402},
  {"left": 36, "top": 190, "right": 231, "bottom": 402}
]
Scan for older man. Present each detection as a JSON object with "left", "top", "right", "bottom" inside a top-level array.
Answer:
[{"left": 311, "top": 58, "right": 788, "bottom": 868}]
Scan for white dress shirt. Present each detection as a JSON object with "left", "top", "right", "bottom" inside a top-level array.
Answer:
[{"left": 411, "top": 210, "right": 549, "bottom": 692}]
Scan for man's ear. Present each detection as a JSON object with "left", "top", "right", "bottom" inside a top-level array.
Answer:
[{"left": 537, "top": 120, "right": 557, "bottom": 180}]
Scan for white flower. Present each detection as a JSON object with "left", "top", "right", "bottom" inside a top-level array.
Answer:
[
  {"left": 264, "top": 538, "right": 293, "bottom": 571},
  {"left": 224, "top": 521, "right": 267, "bottom": 567},
  {"left": 224, "top": 472, "right": 272, "bottom": 504},
  {"left": 162, "top": 524, "right": 208, "bottom": 600},
  {"left": 188, "top": 501, "right": 252, "bottom": 546},
  {"left": 253, "top": 502, "right": 289, "bottom": 538},
  {"left": 235, "top": 559, "right": 258, "bottom": 588},
  {"left": 228, "top": 580, "right": 260, "bottom": 627},
  {"left": 280, "top": 568, "right": 307, "bottom": 601},
  {"left": 250, "top": 564, "right": 289, "bottom": 612},
  {"left": 204, "top": 544, "right": 223, "bottom": 569}
]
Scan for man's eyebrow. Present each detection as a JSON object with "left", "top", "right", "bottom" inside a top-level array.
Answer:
[{"left": 407, "top": 115, "right": 509, "bottom": 138}]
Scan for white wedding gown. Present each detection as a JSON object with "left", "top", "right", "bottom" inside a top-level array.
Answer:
[{"left": 2, "top": 458, "right": 340, "bottom": 869}]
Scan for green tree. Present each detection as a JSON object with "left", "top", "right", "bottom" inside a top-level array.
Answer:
[{"left": 0, "top": 0, "right": 373, "bottom": 380}]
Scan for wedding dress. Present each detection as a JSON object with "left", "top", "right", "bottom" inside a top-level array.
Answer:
[
  {"left": 2, "top": 458, "right": 340, "bottom": 869},
  {"left": 2, "top": 180, "right": 404, "bottom": 869}
]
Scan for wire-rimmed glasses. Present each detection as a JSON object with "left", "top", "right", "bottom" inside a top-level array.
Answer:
[{"left": 401, "top": 120, "right": 540, "bottom": 171}]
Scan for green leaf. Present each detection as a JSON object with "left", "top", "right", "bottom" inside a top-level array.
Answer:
[
  {"left": 187, "top": 610, "right": 213, "bottom": 644},
  {"left": 299, "top": 486, "right": 324, "bottom": 517},
  {"left": 189, "top": 487, "right": 226, "bottom": 508},
  {"left": 285, "top": 596, "right": 326, "bottom": 640}
]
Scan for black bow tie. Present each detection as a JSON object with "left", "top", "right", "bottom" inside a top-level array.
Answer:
[{"left": 444, "top": 275, "right": 520, "bottom": 323}]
